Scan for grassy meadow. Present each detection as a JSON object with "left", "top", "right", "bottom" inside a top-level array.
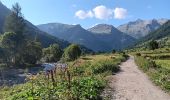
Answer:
[
  {"left": 0, "top": 53, "right": 128, "bottom": 100},
  {"left": 133, "top": 48, "right": 170, "bottom": 93}
]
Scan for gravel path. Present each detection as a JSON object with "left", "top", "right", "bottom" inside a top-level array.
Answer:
[{"left": 104, "top": 56, "right": 170, "bottom": 100}]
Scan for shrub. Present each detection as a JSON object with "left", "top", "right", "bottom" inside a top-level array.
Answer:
[
  {"left": 148, "top": 60, "right": 158, "bottom": 68},
  {"left": 71, "top": 76, "right": 105, "bottom": 100},
  {"left": 148, "top": 40, "right": 159, "bottom": 50},
  {"left": 62, "top": 44, "right": 81, "bottom": 61},
  {"left": 90, "top": 59, "right": 120, "bottom": 74},
  {"left": 112, "top": 49, "right": 116, "bottom": 54},
  {"left": 42, "top": 44, "right": 63, "bottom": 62},
  {"left": 136, "top": 53, "right": 141, "bottom": 56}
]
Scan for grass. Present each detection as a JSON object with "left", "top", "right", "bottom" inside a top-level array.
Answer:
[
  {"left": 155, "top": 60, "right": 170, "bottom": 70},
  {"left": 0, "top": 53, "right": 128, "bottom": 100},
  {"left": 134, "top": 49, "right": 170, "bottom": 93}
]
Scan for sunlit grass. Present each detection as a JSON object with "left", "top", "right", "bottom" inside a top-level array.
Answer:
[
  {"left": 0, "top": 53, "right": 127, "bottom": 99},
  {"left": 155, "top": 60, "right": 170, "bottom": 70}
]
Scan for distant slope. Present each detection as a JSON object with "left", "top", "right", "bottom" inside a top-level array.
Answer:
[
  {"left": 0, "top": 2, "right": 10, "bottom": 33},
  {"left": 0, "top": 2, "right": 69, "bottom": 48},
  {"left": 141, "top": 20, "right": 170, "bottom": 41},
  {"left": 88, "top": 24, "right": 136, "bottom": 50},
  {"left": 118, "top": 19, "right": 168, "bottom": 39},
  {"left": 37, "top": 23, "right": 110, "bottom": 51},
  {"left": 37, "top": 23, "right": 136, "bottom": 52},
  {"left": 135, "top": 20, "right": 170, "bottom": 48}
]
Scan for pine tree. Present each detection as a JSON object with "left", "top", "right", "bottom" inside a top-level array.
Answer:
[{"left": 4, "top": 3, "right": 25, "bottom": 35}]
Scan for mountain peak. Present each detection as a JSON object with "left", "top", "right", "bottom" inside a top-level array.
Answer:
[
  {"left": 88, "top": 24, "right": 117, "bottom": 34},
  {"left": 118, "top": 18, "right": 169, "bottom": 39},
  {"left": 136, "top": 19, "right": 143, "bottom": 22}
]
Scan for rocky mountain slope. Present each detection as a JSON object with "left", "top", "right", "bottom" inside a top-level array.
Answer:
[
  {"left": 37, "top": 23, "right": 136, "bottom": 52},
  {"left": 135, "top": 20, "right": 170, "bottom": 48},
  {"left": 118, "top": 19, "right": 168, "bottom": 39}
]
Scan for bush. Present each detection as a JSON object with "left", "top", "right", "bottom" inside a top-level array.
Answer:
[
  {"left": 148, "top": 40, "right": 159, "bottom": 50},
  {"left": 42, "top": 44, "right": 63, "bottom": 62},
  {"left": 62, "top": 44, "right": 81, "bottom": 61},
  {"left": 136, "top": 53, "right": 141, "bottom": 56},
  {"left": 71, "top": 76, "right": 105, "bottom": 100},
  {"left": 90, "top": 59, "right": 120, "bottom": 74},
  {"left": 112, "top": 49, "right": 116, "bottom": 54}
]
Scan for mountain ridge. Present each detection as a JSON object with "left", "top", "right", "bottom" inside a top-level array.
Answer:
[
  {"left": 0, "top": 2, "right": 69, "bottom": 48},
  {"left": 37, "top": 23, "right": 136, "bottom": 52},
  {"left": 117, "top": 18, "right": 169, "bottom": 39}
]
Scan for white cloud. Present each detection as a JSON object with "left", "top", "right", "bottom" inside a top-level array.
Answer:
[
  {"left": 75, "top": 10, "right": 93, "bottom": 19},
  {"left": 114, "top": 7, "right": 127, "bottom": 19},
  {"left": 75, "top": 6, "right": 128, "bottom": 20},
  {"left": 93, "top": 5, "right": 113, "bottom": 20}
]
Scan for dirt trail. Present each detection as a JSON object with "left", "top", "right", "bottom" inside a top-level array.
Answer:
[{"left": 104, "top": 56, "right": 170, "bottom": 100}]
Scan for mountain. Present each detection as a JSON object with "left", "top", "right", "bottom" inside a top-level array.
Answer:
[
  {"left": 0, "top": 2, "right": 10, "bottom": 33},
  {"left": 37, "top": 23, "right": 136, "bottom": 52},
  {"left": 37, "top": 23, "right": 110, "bottom": 51},
  {"left": 88, "top": 24, "right": 136, "bottom": 50},
  {"left": 118, "top": 19, "right": 168, "bottom": 39},
  {"left": 135, "top": 20, "right": 170, "bottom": 48},
  {"left": 0, "top": 2, "right": 69, "bottom": 48},
  {"left": 140, "top": 20, "right": 170, "bottom": 42}
]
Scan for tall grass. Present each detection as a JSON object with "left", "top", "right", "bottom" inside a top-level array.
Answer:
[
  {"left": 135, "top": 54, "right": 170, "bottom": 93},
  {"left": 0, "top": 54, "right": 127, "bottom": 100}
]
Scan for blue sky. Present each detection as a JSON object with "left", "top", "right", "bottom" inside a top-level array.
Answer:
[{"left": 1, "top": 0, "right": 170, "bottom": 28}]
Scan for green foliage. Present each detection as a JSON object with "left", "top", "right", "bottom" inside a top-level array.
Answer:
[
  {"left": 143, "top": 54, "right": 170, "bottom": 60},
  {"left": 134, "top": 50, "right": 170, "bottom": 92},
  {"left": 0, "top": 3, "right": 31, "bottom": 66},
  {"left": 63, "top": 44, "right": 81, "bottom": 61},
  {"left": 135, "top": 53, "right": 141, "bottom": 56},
  {"left": 0, "top": 54, "right": 127, "bottom": 99},
  {"left": 0, "top": 32, "right": 25, "bottom": 65},
  {"left": 71, "top": 76, "right": 105, "bottom": 99},
  {"left": 90, "top": 59, "right": 120, "bottom": 74},
  {"left": 4, "top": 3, "right": 25, "bottom": 34},
  {"left": 42, "top": 44, "right": 63, "bottom": 62},
  {"left": 0, "top": 3, "right": 42, "bottom": 67},
  {"left": 22, "top": 41, "right": 42, "bottom": 65},
  {"left": 0, "top": 47, "right": 6, "bottom": 63},
  {"left": 1, "top": 32, "right": 19, "bottom": 49},
  {"left": 135, "top": 56, "right": 154, "bottom": 72},
  {"left": 112, "top": 49, "right": 116, "bottom": 54},
  {"left": 148, "top": 40, "right": 159, "bottom": 50}
]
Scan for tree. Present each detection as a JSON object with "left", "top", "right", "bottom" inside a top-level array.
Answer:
[
  {"left": 0, "top": 32, "right": 20, "bottom": 65},
  {"left": 0, "top": 3, "right": 43, "bottom": 66},
  {"left": 22, "top": 41, "right": 42, "bottom": 65},
  {"left": 1, "top": 3, "right": 26, "bottom": 66},
  {"left": 148, "top": 40, "right": 159, "bottom": 50},
  {"left": 0, "top": 47, "right": 6, "bottom": 63},
  {"left": 42, "top": 44, "right": 63, "bottom": 62},
  {"left": 62, "top": 44, "right": 81, "bottom": 61},
  {"left": 112, "top": 49, "right": 116, "bottom": 54},
  {"left": 4, "top": 3, "right": 25, "bottom": 35}
]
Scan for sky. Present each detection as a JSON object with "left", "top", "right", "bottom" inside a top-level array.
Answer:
[{"left": 1, "top": 0, "right": 170, "bottom": 28}]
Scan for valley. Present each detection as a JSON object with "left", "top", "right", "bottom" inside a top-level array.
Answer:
[{"left": 0, "top": 1, "right": 170, "bottom": 100}]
